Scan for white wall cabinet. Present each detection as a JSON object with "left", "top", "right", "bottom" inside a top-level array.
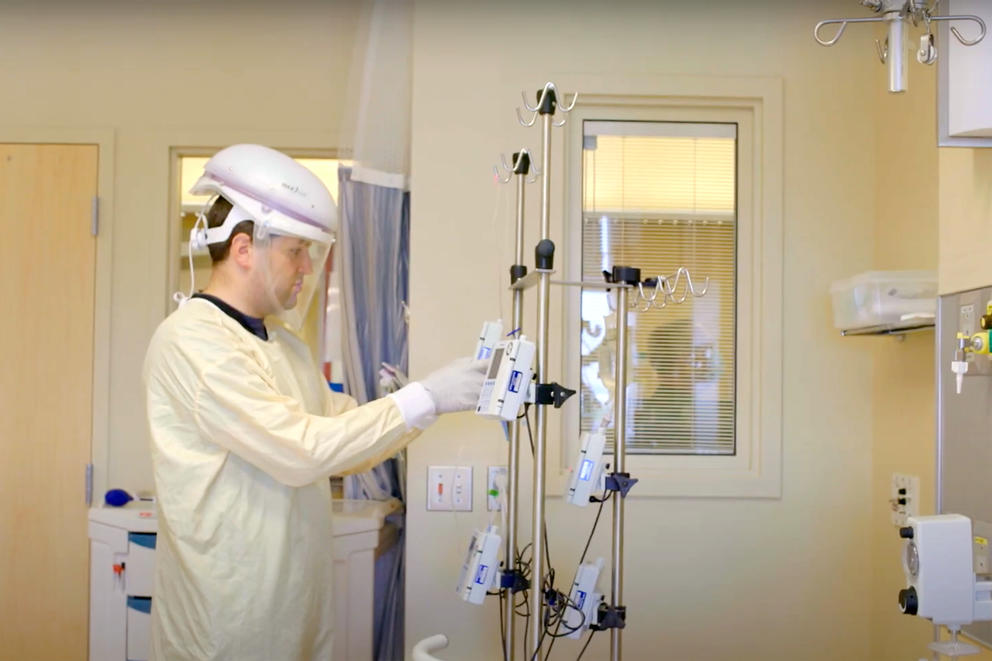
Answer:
[
  {"left": 88, "top": 506, "right": 157, "bottom": 661},
  {"left": 939, "top": 0, "right": 992, "bottom": 146}
]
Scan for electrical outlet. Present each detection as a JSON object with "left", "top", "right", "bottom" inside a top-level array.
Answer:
[
  {"left": 488, "top": 466, "right": 508, "bottom": 511},
  {"left": 452, "top": 466, "right": 472, "bottom": 511},
  {"left": 427, "top": 466, "right": 454, "bottom": 511},
  {"left": 975, "top": 536, "right": 990, "bottom": 575},
  {"left": 890, "top": 473, "right": 920, "bottom": 527}
]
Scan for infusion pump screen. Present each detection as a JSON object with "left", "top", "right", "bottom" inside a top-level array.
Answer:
[{"left": 488, "top": 348, "right": 504, "bottom": 379}]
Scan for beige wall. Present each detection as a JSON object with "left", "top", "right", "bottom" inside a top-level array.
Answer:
[
  {"left": 868, "top": 61, "right": 942, "bottom": 660},
  {"left": 407, "top": 1, "right": 878, "bottom": 659},
  {"left": 939, "top": 148, "right": 992, "bottom": 294},
  {"left": 0, "top": 1, "right": 360, "bottom": 498}
]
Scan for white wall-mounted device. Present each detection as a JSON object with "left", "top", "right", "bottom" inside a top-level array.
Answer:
[
  {"left": 476, "top": 337, "right": 535, "bottom": 421},
  {"left": 898, "top": 514, "right": 992, "bottom": 657}
]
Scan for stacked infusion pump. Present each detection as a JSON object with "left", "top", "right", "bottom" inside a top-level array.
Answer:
[
  {"left": 457, "top": 321, "right": 607, "bottom": 640},
  {"left": 456, "top": 321, "right": 533, "bottom": 605}
]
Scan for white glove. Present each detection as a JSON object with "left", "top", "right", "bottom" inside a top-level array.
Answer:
[{"left": 419, "top": 357, "right": 488, "bottom": 415}]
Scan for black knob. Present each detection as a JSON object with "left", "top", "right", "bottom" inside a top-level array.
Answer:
[
  {"left": 899, "top": 526, "right": 914, "bottom": 539},
  {"left": 535, "top": 239, "right": 555, "bottom": 270},
  {"left": 611, "top": 265, "right": 642, "bottom": 286},
  {"left": 898, "top": 587, "right": 918, "bottom": 615},
  {"left": 512, "top": 151, "right": 531, "bottom": 176}
]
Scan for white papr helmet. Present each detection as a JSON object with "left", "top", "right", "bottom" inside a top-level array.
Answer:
[
  {"left": 178, "top": 144, "right": 337, "bottom": 329},
  {"left": 189, "top": 144, "right": 337, "bottom": 249}
]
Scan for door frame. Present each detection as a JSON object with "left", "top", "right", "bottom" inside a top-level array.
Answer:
[
  {"left": 0, "top": 128, "right": 115, "bottom": 502},
  {"left": 0, "top": 127, "right": 339, "bottom": 503}
]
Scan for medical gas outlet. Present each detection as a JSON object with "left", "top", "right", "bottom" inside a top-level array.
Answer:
[
  {"left": 952, "top": 330, "right": 992, "bottom": 395},
  {"left": 952, "top": 301, "right": 992, "bottom": 395}
]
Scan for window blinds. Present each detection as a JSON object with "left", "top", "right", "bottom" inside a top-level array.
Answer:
[{"left": 579, "top": 122, "right": 737, "bottom": 455}]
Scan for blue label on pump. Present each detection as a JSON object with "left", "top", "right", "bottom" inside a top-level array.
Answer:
[
  {"left": 479, "top": 347, "right": 492, "bottom": 359},
  {"left": 575, "top": 590, "right": 587, "bottom": 609},
  {"left": 508, "top": 370, "right": 522, "bottom": 393},
  {"left": 579, "top": 458, "right": 594, "bottom": 481},
  {"left": 475, "top": 564, "right": 490, "bottom": 585}
]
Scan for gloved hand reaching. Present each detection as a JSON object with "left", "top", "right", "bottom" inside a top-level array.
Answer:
[{"left": 419, "top": 357, "right": 488, "bottom": 415}]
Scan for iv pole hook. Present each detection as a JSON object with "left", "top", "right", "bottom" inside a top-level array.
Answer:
[{"left": 814, "top": 16, "right": 887, "bottom": 46}]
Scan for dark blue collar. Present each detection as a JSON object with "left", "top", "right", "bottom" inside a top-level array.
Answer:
[{"left": 192, "top": 293, "right": 268, "bottom": 341}]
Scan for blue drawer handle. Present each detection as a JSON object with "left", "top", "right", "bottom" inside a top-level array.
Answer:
[
  {"left": 128, "top": 532, "right": 157, "bottom": 549},
  {"left": 127, "top": 596, "right": 152, "bottom": 614}
]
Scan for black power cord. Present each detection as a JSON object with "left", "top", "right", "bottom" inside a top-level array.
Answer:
[{"left": 502, "top": 407, "right": 614, "bottom": 661}]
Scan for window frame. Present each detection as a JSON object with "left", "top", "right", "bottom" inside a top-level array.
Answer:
[{"left": 550, "top": 75, "right": 783, "bottom": 499}]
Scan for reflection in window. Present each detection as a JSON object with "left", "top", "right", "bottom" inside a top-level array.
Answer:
[{"left": 579, "top": 121, "right": 736, "bottom": 455}]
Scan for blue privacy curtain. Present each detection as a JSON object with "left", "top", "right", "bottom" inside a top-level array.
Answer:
[
  {"left": 334, "top": 0, "right": 412, "bottom": 656},
  {"left": 338, "top": 165, "right": 409, "bottom": 661}
]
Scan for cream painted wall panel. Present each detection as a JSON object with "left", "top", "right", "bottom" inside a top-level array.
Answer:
[
  {"left": 939, "top": 148, "right": 992, "bottom": 295},
  {"left": 869, "top": 61, "right": 942, "bottom": 661},
  {"left": 0, "top": 2, "right": 359, "bottom": 493},
  {"left": 408, "top": 1, "right": 875, "bottom": 659},
  {"left": 0, "top": 2, "right": 355, "bottom": 130}
]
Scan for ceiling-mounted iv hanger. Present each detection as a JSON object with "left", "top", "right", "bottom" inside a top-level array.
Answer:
[{"left": 814, "top": 0, "right": 986, "bottom": 93}]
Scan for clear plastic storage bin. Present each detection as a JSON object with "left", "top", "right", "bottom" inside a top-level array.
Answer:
[{"left": 829, "top": 270, "right": 937, "bottom": 330}]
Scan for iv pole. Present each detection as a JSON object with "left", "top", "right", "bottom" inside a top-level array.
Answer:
[
  {"left": 611, "top": 281, "right": 630, "bottom": 660},
  {"left": 504, "top": 81, "right": 704, "bottom": 661},
  {"left": 498, "top": 149, "right": 534, "bottom": 661},
  {"left": 514, "top": 82, "right": 576, "bottom": 660},
  {"left": 529, "top": 84, "right": 555, "bottom": 661}
]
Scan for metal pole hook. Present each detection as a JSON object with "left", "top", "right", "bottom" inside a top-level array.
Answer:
[
  {"left": 875, "top": 36, "right": 889, "bottom": 63},
  {"left": 515, "top": 106, "right": 538, "bottom": 127},
  {"left": 814, "top": 18, "right": 850, "bottom": 46},
  {"left": 521, "top": 83, "right": 555, "bottom": 113},
  {"left": 929, "top": 14, "right": 987, "bottom": 47},
  {"left": 557, "top": 92, "right": 578, "bottom": 113},
  {"left": 493, "top": 157, "right": 512, "bottom": 184},
  {"left": 814, "top": 16, "right": 887, "bottom": 46}
]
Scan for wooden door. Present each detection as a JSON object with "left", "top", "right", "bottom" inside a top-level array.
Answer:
[{"left": 0, "top": 144, "right": 98, "bottom": 660}]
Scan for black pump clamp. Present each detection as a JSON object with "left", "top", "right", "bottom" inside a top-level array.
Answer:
[
  {"left": 500, "top": 568, "right": 530, "bottom": 593},
  {"left": 535, "top": 382, "right": 575, "bottom": 408},
  {"left": 604, "top": 472, "right": 638, "bottom": 498},
  {"left": 591, "top": 604, "right": 627, "bottom": 631}
]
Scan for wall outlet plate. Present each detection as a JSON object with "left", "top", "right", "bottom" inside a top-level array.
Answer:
[
  {"left": 427, "top": 466, "right": 454, "bottom": 511},
  {"left": 891, "top": 473, "right": 920, "bottom": 527},
  {"left": 452, "top": 466, "right": 472, "bottom": 511},
  {"left": 975, "top": 535, "right": 990, "bottom": 575},
  {"left": 488, "top": 466, "right": 507, "bottom": 511}
]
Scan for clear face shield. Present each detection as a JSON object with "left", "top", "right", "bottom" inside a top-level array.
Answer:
[
  {"left": 183, "top": 144, "right": 338, "bottom": 330},
  {"left": 250, "top": 217, "right": 334, "bottom": 330}
]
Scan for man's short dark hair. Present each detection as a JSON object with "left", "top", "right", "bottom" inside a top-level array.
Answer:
[{"left": 205, "top": 196, "right": 254, "bottom": 263}]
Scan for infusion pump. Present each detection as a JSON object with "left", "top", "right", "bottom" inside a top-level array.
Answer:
[{"left": 476, "top": 336, "right": 535, "bottom": 422}]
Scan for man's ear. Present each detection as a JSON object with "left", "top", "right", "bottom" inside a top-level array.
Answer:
[{"left": 229, "top": 232, "right": 253, "bottom": 269}]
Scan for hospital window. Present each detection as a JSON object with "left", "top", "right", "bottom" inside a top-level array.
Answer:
[{"left": 579, "top": 121, "right": 736, "bottom": 456}]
